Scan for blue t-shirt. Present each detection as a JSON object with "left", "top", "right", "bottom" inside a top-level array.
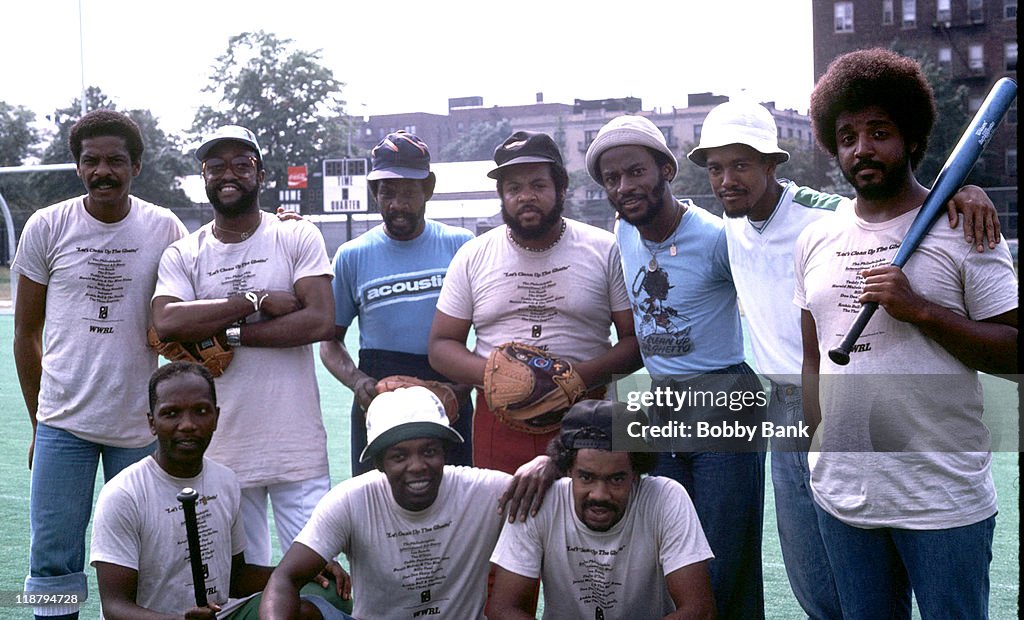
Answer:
[
  {"left": 617, "top": 201, "right": 744, "bottom": 374},
  {"left": 332, "top": 219, "right": 473, "bottom": 354}
]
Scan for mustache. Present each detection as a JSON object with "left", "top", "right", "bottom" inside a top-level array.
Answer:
[
  {"left": 88, "top": 178, "right": 121, "bottom": 190},
  {"left": 852, "top": 160, "right": 885, "bottom": 174},
  {"left": 583, "top": 500, "right": 618, "bottom": 512}
]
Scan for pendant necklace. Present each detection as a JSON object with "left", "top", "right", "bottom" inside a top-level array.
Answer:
[
  {"left": 213, "top": 217, "right": 261, "bottom": 242},
  {"left": 642, "top": 203, "right": 683, "bottom": 272}
]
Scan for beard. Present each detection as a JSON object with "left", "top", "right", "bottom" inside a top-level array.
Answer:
[
  {"left": 609, "top": 173, "right": 669, "bottom": 227},
  {"left": 841, "top": 154, "right": 912, "bottom": 201},
  {"left": 502, "top": 195, "right": 566, "bottom": 240},
  {"left": 383, "top": 206, "right": 426, "bottom": 239},
  {"left": 208, "top": 181, "right": 260, "bottom": 217}
]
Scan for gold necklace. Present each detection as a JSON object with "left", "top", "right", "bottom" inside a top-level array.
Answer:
[
  {"left": 641, "top": 203, "right": 683, "bottom": 272},
  {"left": 507, "top": 219, "right": 567, "bottom": 252},
  {"left": 213, "top": 218, "right": 261, "bottom": 241}
]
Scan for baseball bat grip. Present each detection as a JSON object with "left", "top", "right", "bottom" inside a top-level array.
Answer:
[
  {"left": 177, "top": 487, "right": 208, "bottom": 607},
  {"left": 828, "top": 302, "right": 879, "bottom": 365}
]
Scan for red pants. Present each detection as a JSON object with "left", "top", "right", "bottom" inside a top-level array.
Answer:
[{"left": 471, "top": 393, "right": 560, "bottom": 473}]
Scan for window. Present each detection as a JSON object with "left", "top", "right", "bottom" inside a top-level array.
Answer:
[
  {"left": 968, "top": 0, "right": 984, "bottom": 21},
  {"left": 883, "top": 0, "right": 895, "bottom": 23},
  {"left": 936, "top": 0, "right": 951, "bottom": 21},
  {"left": 1007, "top": 148, "right": 1017, "bottom": 176},
  {"left": 968, "top": 43, "right": 985, "bottom": 71},
  {"left": 1006, "top": 0, "right": 1017, "bottom": 18},
  {"left": 834, "top": 2, "right": 854, "bottom": 31},
  {"left": 1006, "top": 42, "right": 1018, "bottom": 71},
  {"left": 902, "top": 0, "right": 917, "bottom": 26},
  {"left": 659, "top": 126, "right": 675, "bottom": 147},
  {"left": 693, "top": 124, "right": 703, "bottom": 140},
  {"left": 937, "top": 47, "right": 952, "bottom": 70},
  {"left": 584, "top": 129, "right": 600, "bottom": 148}
]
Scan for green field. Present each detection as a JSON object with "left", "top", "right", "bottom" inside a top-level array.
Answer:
[{"left": 0, "top": 314, "right": 1018, "bottom": 618}]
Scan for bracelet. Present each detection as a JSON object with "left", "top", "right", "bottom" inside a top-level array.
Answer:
[
  {"left": 244, "top": 290, "right": 269, "bottom": 313},
  {"left": 226, "top": 326, "right": 242, "bottom": 347}
]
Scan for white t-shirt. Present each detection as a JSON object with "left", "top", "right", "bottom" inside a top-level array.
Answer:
[
  {"left": 491, "top": 476, "right": 713, "bottom": 619},
  {"left": 723, "top": 181, "right": 847, "bottom": 382},
  {"left": 794, "top": 204, "right": 1018, "bottom": 529},
  {"left": 91, "top": 456, "right": 246, "bottom": 616},
  {"left": 294, "top": 466, "right": 511, "bottom": 620},
  {"left": 153, "top": 211, "right": 333, "bottom": 485},
  {"left": 436, "top": 218, "right": 631, "bottom": 362},
  {"left": 11, "top": 196, "right": 186, "bottom": 446}
]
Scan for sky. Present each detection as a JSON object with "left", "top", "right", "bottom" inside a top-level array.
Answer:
[{"left": 0, "top": 0, "right": 816, "bottom": 138}]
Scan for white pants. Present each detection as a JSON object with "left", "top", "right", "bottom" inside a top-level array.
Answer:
[{"left": 239, "top": 475, "right": 332, "bottom": 564}]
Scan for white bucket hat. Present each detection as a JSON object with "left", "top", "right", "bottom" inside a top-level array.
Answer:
[
  {"left": 359, "top": 386, "right": 464, "bottom": 463},
  {"left": 585, "top": 115, "right": 678, "bottom": 185},
  {"left": 687, "top": 101, "right": 790, "bottom": 167}
]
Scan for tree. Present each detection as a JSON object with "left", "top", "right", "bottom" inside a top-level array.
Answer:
[
  {"left": 192, "top": 31, "right": 349, "bottom": 208},
  {"left": 22, "top": 87, "right": 193, "bottom": 211},
  {"left": 439, "top": 120, "right": 512, "bottom": 162},
  {"left": 0, "top": 102, "right": 44, "bottom": 231},
  {"left": 0, "top": 102, "right": 39, "bottom": 166}
]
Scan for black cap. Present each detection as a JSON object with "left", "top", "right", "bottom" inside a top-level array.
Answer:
[
  {"left": 367, "top": 131, "right": 431, "bottom": 181},
  {"left": 560, "top": 400, "right": 629, "bottom": 451},
  {"left": 487, "top": 130, "right": 564, "bottom": 179}
]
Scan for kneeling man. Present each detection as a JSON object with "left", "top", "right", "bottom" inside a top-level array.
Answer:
[
  {"left": 490, "top": 400, "right": 715, "bottom": 619},
  {"left": 91, "top": 362, "right": 344, "bottom": 619},
  {"left": 261, "top": 386, "right": 555, "bottom": 619}
]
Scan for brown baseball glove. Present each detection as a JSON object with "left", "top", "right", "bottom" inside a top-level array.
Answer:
[
  {"left": 483, "top": 342, "right": 588, "bottom": 434},
  {"left": 375, "top": 375, "right": 460, "bottom": 424},
  {"left": 147, "top": 327, "right": 233, "bottom": 377}
]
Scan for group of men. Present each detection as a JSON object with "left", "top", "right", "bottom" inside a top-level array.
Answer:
[{"left": 12, "top": 46, "right": 1015, "bottom": 620}]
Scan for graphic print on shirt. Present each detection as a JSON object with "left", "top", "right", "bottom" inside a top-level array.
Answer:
[
  {"left": 630, "top": 265, "right": 691, "bottom": 357},
  {"left": 360, "top": 268, "right": 446, "bottom": 312},
  {"left": 505, "top": 264, "right": 570, "bottom": 341},
  {"left": 566, "top": 543, "right": 628, "bottom": 616},
  {"left": 205, "top": 256, "right": 271, "bottom": 295},
  {"left": 385, "top": 519, "right": 456, "bottom": 613},
  {"left": 78, "top": 245, "right": 140, "bottom": 332},
  {"left": 832, "top": 242, "right": 899, "bottom": 315}
]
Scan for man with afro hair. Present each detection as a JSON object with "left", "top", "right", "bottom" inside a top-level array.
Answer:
[{"left": 795, "top": 48, "right": 1017, "bottom": 618}]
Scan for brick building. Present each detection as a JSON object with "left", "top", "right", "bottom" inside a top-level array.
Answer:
[{"left": 813, "top": 0, "right": 1017, "bottom": 233}]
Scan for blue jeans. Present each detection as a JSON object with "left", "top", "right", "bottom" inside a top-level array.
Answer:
[
  {"left": 816, "top": 508, "right": 994, "bottom": 619},
  {"left": 650, "top": 362, "right": 767, "bottom": 620},
  {"left": 26, "top": 423, "right": 155, "bottom": 616},
  {"left": 655, "top": 451, "right": 766, "bottom": 620},
  {"left": 768, "top": 382, "right": 842, "bottom": 620}
]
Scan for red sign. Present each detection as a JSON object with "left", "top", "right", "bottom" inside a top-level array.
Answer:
[{"left": 288, "top": 165, "right": 308, "bottom": 189}]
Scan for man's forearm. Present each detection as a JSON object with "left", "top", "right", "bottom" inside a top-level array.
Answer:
[
  {"left": 574, "top": 336, "right": 642, "bottom": 389},
  {"left": 153, "top": 296, "right": 256, "bottom": 342},
  {"left": 237, "top": 307, "right": 334, "bottom": 347},
  {"left": 13, "top": 335, "right": 42, "bottom": 426},
  {"left": 428, "top": 339, "right": 486, "bottom": 386}
]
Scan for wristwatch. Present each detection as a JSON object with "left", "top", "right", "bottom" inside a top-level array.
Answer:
[{"left": 226, "top": 326, "right": 242, "bottom": 347}]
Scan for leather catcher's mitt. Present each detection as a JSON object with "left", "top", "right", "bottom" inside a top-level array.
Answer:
[
  {"left": 484, "top": 342, "right": 588, "bottom": 434},
  {"left": 147, "top": 327, "right": 233, "bottom": 377},
  {"left": 375, "top": 375, "right": 460, "bottom": 424}
]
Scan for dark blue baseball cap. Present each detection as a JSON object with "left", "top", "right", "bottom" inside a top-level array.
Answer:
[{"left": 367, "top": 131, "right": 432, "bottom": 181}]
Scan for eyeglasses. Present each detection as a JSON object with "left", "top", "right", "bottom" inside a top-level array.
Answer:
[{"left": 202, "top": 156, "right": 258, "bottom": 179}]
